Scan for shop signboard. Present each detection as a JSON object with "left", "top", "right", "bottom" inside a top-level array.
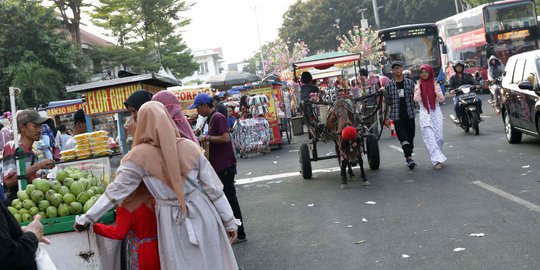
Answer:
[
  {"left": 46, "top": 103, "right": 85, "bottom": 116},
  {"left": 84, "top": 83, "right": 142, "bottom": 115},
  {"left": 168, "top": 85, "right": 212, "bottom": 120}
]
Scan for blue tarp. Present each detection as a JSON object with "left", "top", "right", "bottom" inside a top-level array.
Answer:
[
  {"left": 218, "top": 85, "right": 251, "bottom": 97},
  {"left": 47, "top": 99, "right": 84, "bottom": 109}
]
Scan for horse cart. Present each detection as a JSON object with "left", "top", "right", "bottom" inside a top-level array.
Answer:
[{"left": 292, "top": 53, "right": 385, "bottom": 188}]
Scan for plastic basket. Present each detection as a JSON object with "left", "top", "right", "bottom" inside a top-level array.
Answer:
[{"left": 19, "top": 210, "right": 115, "bottom": 235}]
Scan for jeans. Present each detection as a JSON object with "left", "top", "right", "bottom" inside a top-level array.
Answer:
[
  {"left": 394, "top": 118, "right": 415, "bottom": 158},
  {"left": 454, "top": 96, "right": 483, "bottom": 119},
  {"left": 216, "top": 166, "right": 246, "bottom": 239}
]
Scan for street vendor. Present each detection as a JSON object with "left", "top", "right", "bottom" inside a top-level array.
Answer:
[
  {"left": 63, "top": 109, "right": 88, "bottom": 150},
  {"left": 299, "top": 71, "right": 320, "bottom": 103},
  {"left": 2, "top": 110, "right": 55, "bottom": 205}
]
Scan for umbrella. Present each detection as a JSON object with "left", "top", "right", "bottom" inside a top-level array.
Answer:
[{"left": 207, "top": 71, "right": 260, "bottom": 87}]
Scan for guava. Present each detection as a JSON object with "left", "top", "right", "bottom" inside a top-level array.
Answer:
[
  {"left": 38, "top": 200, "right": 51, "bottom": 212},
  {"left": 56, "top": 170, "right": 68, "bottom": 183},
  {"left": 83, "top": 197, "right": 97, "bottom": 213},
  {"left": 63, "top": 177, "right": 74, "bottom": 188},
  {"left": 58, "top": 204, "right": 69, "bottom": 217},
  {"left": 25, "top": 184, "right": 36, "bottom": 195},
  {"left": 30, "top": 190, "right": 44, "bottom": 203},
  {"left": 50, "top": 181, "right": 62, "bottom": 192},
  {"left": 7, "top": 206, "right": 18, "bottom": 216},
  {"left": 45, "top": 190, "right": 56, "bottom": 201},
  {"left": 69, "top": 202, "right": 83, "bottom": 215},
  {"left": 11, "top": 199, "right": 23, "bottom": 210},
  {"left": 37, "top": 211, "right": 47, "bottom": 219},
  {"left": 58, "top": 186, "right": 70, "bottom": 196},
  {"left": 49, "top": 194, "right": 63, "bottom": 207},
  {"left": 29, "top": 207, "right": 39, "bottom": 216},
  {"left": 18, "top": 208, "right": 29, "bottom": 215},
  {"left": 22, "top": 213, "right": 32, "bottom": 222},
  {"left": 77, "top": 191, "right": 91, "bottom": 205},
  {"left": 46, "top": 206, "right": 58, "bottom": 218},
  {"left": 14, "top": 213, "right": 22, "bottom": 222},
  {"left": 70, "top": 182, "right": 84, "bottom": 197},
  {"left": 33, "top": 179, "right": 50, "bottom": 193},
  {"left": 22, "top": 199, "right": 36, "bottom": 210},
  {"left": 63, "top": 193, "right": 76, "bottom": 204},
  {"left": 17, "top": 190, "right": 29, "bottom": 201}
]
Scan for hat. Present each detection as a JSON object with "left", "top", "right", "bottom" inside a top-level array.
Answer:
[
  {"left": 391, "top": 61, "right": 404, "bottom": 68},
  {"left": 17, "top": 109, "right": 49, "bottom": 126},
  {"left": 188, "top": 93, "right": 213, "bottom": 109}
]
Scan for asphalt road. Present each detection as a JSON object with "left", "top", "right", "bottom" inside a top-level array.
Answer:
[{"left": 231, "top": 94, "right": 540, "bottom": 270}]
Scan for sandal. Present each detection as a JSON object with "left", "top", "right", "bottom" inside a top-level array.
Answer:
[{"left": 434, "top": 162, "right": 442, "bottom": 170}]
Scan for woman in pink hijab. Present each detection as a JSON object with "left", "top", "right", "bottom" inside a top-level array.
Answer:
[{"left": 152, "top": 91, "right": 198, "bottom": 143}]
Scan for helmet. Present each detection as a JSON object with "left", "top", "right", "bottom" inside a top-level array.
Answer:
[{"left": 452, "top": 61, "right": 465, "bottom": 72}]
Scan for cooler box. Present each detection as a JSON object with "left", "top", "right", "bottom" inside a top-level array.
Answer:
[{"left": 291, "top": 116, "right": 304, "bottom": 136}]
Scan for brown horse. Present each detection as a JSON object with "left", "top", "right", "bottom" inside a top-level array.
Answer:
[{"left": 327, "top": 99, "right": 369, "bottom": 189}]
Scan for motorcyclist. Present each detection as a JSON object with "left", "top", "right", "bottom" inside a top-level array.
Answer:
[
  {"left": 487, "top": 55, "right": 505, "bottom": 105},
  {"left": 449, "top": 61, "right": 483, "bottom": 121}
]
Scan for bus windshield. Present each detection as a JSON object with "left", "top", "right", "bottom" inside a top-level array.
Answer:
[
  {"left": 382, "top": 36, "right": 439, "bottom": 76},
  {"left": 484, "top": 1, "right": 537, "bottom": 33}
]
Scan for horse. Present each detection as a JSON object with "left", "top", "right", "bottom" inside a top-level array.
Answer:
[{"left": 327, "top": 98, "right": 370, "bottom": 189}]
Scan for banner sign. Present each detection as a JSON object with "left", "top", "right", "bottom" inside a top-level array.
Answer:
[
  {"left": 84, "top": 83, "right": 142, "bottom": 115},
  {"left": 448, "top": 28, "right": 486, "bottom": 50},
  {"left": 46, "top": 103, "right": 85, "bottom": 116}
]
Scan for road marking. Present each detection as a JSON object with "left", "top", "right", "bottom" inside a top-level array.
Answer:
[
  {"left": 472, "top": 181, "right": 540, "bottom": 213},
  {"left": 388, "top": 145, "right": 415, "bottom": 156},
  {"left": 236, "top": 167, "right": 341, "bottom": 185},
  {"left": 483, "top": 115, "right": 492, "bottom": 118}
]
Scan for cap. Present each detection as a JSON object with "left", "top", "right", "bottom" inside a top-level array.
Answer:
[
  {"left": 188, "top": 93, "right": 213, "bottom": 109},
  {"left": 391, "top": 61, "right": 404, "bottom": 68},
  {"left": 17, "top": 109, "right": 49, "bottom": 126}
]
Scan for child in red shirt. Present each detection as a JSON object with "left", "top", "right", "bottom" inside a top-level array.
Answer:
[{"left": 93, "top": 184, "right": 159, "bottom": 270}]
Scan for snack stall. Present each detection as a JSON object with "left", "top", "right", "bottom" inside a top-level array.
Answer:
[
  {"left": 66, "top": 73, "right": 180, "bottom": 154},
  {"left": 167, "top": 84, "right": 212, "bottom": 125}
]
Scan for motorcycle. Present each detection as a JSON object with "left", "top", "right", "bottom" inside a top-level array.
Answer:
[
  {"left": 450, "top": 84, "right": 482, "bottom": 135},
  {"left": 489, "top": 77, "right": 502, "bottom": 113}
]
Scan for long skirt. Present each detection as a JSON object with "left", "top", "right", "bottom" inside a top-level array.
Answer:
[{"left": 418, "top": 103, "right": 447, "bottom": 165}]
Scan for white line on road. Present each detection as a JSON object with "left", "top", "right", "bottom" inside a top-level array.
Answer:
[
  {"left": 236, "top": 167, "right": 341, "bottom": 185},
  {"left": 472, "top": 181, "right": 540, "bottom": 213},
  {"left": 388, "top": 145, "right": 415, "bottom": 156}
]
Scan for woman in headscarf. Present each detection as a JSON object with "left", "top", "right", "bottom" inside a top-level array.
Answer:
[
  {"left": 413, "top": 64, "right": 446, "bottom": 170},
  {"left": 124, "top": 90, "right": 153, "bottom": 136},
  {"left": 152, "top": 91, "right": 198, "bottom": 143},
  {"left": 76, "top": 102, "right": 239, "bottom": 270}
]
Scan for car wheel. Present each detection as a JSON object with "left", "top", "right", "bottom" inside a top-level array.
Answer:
[{"left": 504, "top": 110, "right": 522, "bottom": 144}]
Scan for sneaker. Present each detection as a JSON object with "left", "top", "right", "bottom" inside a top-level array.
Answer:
[{"left": 407, "top": 159, "right": 416, "bottom": 170}]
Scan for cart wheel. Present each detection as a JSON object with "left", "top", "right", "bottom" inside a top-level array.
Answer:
[
  {"left": 299, "top": 144, "right": 312, "bottom": 179},
  {"left": 366, "top": 134, "right": 380, "bottom": 170}
]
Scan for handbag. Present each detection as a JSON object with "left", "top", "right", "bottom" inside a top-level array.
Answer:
[{"left": 35, "top": 244, "right": 58, "bottom": 270}]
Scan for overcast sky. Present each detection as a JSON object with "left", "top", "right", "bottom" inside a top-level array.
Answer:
[{"left": 73, "top": 0, "right": 296, "bottom": 64}]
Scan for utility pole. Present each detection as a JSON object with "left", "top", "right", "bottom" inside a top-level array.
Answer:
[
  {"left": 371, "top": 0, "right": 380, "bottom": 28},
  {"left": 454, "top": 0, "right": 459, "bottom": 14},
  {"left": 253, "top": 6, "right": 266, "bottom": 77}
]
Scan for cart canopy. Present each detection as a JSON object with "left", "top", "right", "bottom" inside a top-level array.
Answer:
[{"left": 293, "top": 51, "right": 361, "bottom": 70}]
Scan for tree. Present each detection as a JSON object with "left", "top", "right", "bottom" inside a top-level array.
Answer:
[
  {"left": 0, "top": 1, "right": 87, "bottom": 110},
  {"left": 90, "top": 0, "right": 198, "bottom": 78},
  {"left": 49, "top": 0, "right": 88, "bottom": 45},
  {"left": 264, "top": 40, "right": 309, "bottom": 80}
]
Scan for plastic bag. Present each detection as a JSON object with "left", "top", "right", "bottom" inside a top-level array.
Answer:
[{"left": 36, "top": 244, "right": 58, "bottom": 270}]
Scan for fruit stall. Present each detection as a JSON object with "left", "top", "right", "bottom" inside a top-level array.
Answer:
[{"left": 65, "top": 73, "right": 180, "bottom": 154}]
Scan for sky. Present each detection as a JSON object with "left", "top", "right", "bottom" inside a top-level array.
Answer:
[
  {"left": 182, "top": 0, "right": 297, "bottom": 64},
  {"left": 65, "top": 0, "right": 297, "bottom": 65}
]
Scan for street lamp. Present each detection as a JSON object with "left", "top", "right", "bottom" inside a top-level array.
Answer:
[
  {"left": 357, "top": 8, "right": 368, "bottom": 29},
  {"left": 334, "top": 18, "right": 341, "bottom": 37},
  {"left": 371, "top": 0, "right": 381, "bottom": 28},
  {"left": 252, "top": 6, "right": 266, "bottom": 77}
]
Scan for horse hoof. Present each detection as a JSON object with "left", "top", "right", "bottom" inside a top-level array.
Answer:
[
  {"left": 341, "top": 184, "right": 349, "bottom": 189},
  {"left": 362, "top": 181, "right": 371, "bottom": 186}
]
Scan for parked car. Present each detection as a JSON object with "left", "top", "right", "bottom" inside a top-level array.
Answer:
[{"left": 501, "top": 50, "right": 540, "bottom": 143}]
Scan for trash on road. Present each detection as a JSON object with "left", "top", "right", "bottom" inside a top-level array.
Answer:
[
  {"left": 246, "top": 172, "right": 252, "bottom": 176},
  {"left": 334, "top": 221, "right": 341, "bottom": 224},
  {"left": 365, "top": 201, "right": 377, "bottom": 205},
  {"left": 402, "top": 254, "right": 410, "bottom": 258},
  {"left": 307, "top": 203, "right": 318, "bottom": 207},
  {"left": 347, "top": 225, "right": 353, "bottom": 228},
  {"left": 273, "top": 161, "right": 278, "bottom": 164},
  {"left": 469, "top": 233, "right": 485, "bottom": 237},
  {"left": 289, "top": 150, "right": 299, "bottom": 153},
  {"left": 290, "top": 204, "right": 295, "bottom": 206},
  {"left": 522, "top": 165, "right": 530, "bottom": 168},
  {"left": 453, "top": 247, "right": 466, "bottom": 252},
  {"left": 406, "top": 180, "right": 414, "bottom": 183},
  {"left": 362, "top": 218, "right": 368, "bottom": 223},
  {"left": 355, "top": 240, "right": 366, "bottom": 244}
]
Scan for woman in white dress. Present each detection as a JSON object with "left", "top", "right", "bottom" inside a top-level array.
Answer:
[
  {"left": 75, "top": 101, "right": 239, "bottom": 270},
  {"left": 414, "top": 64, "right": 447, "bottom": 170}
]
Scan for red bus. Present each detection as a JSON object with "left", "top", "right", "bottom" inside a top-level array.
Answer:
[{"left": 436, "top": 0, "right": 538, "bottom": 82}]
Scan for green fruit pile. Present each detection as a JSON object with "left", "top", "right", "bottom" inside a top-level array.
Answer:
[{"left": 8, "top": 167, "right": 105, "bottom": 222}]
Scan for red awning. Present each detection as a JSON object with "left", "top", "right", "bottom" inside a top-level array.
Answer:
[{"left": 294, "top": 54, "right": 361, "bottom": 69}]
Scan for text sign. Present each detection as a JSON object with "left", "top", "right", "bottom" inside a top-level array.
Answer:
[
  {"left": 84, "top": 83, "right": 142, "bottom": 115},
  {"left": 46, "top": 103, "right": 85, "bottom": 116}
]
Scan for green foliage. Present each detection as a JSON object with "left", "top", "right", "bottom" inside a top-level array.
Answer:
[
  {"left": 0, "top": 1, "right": 87, "bottom": 110},
  {"left": 279, "top": 0, "right": 458, "bottom": 53},
  {"left": 90, "top": 0, "right": 198, "bottom": 78}
]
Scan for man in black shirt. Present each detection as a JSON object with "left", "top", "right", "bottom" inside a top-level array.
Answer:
[
  {"left": 384, "top": 62, "right": 417, "bottom": 169},
  {"left": 449, "top": 61, "right": 483, "bottom": 120},
  {"left": 299, "top": 71, "right": 320, "bottom": 102},
  {"left": 0, "top": 203, "right": 47, "bottom": 269}
]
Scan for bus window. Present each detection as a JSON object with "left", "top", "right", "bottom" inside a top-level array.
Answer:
[{"left": 484, "top": 1, "right": 537, "bottom": 33}]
